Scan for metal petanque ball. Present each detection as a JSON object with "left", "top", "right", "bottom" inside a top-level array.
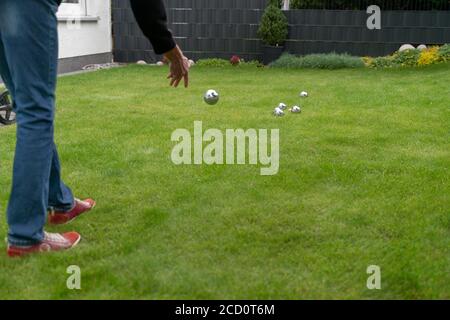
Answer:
[
  {"left": 204, "top": 89, "right": 219, "bottom": 105},
  {"left": 273, "top": 107, "right": 285, "bottom": 117},
  {"left": 278, "top": 102, "right": 287, "bottom": 110},
  {"left": 290, "top": 105, "right": 301, "bottom": 113}
]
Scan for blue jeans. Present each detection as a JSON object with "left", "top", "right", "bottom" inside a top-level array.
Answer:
[{"left": 0, "top": 0, "right": 74, "bottom": 246}]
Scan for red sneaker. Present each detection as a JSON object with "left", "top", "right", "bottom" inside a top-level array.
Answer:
[
  {"left": 48, "top": 198, "right": 96, "bottom": 225},
  {"left": 7, "top": 231, "right": 81, "bottom": 257}
]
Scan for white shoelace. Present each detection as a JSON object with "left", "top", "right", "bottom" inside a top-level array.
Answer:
[
  {"left": 44, "top": 232, "right": 68, "bottom": 244},
  {"left": 75, "top": 198, "right": 90, "bottom": 207}
]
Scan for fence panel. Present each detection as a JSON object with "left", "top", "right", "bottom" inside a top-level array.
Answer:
[
  {"left": 111, "top": 0, "right": 450, "bottom": 62},
  {"left": 112, "top": 0, "right": 270, "bottom": 62}
]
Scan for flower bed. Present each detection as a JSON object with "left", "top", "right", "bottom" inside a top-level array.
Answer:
[{"left": 364, "top": 44, "right": 450, "bottom": 68}]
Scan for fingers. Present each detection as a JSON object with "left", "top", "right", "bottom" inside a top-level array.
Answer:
[
  {"left": 173, "top": 77, "right": 182, "bottom": 88},
  {"left": 170, "top": 76, "right": 177, "bottom": 87},
  {"left": 168, "top": 72, "right": 184, "bottom": 88},
  {"left": 167, "top": 59, "right": 190, "bottom": 88},
  {"left": 183, "top": 72, "right": 189, "bottom": 88},
  {"left": 182, "top": 59, "right": 190, "bottom": 88},
  {"left": 174, "top": 70, "right": 188, "bottom": 88}
]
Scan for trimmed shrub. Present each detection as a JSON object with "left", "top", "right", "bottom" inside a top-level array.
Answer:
[
  {"left": 438, "top": 44, "right": 450, "bottom": 62},
  {"left": 269, "top": 53, "right": 301, "bottom": 68},
  {"left": 268, "top": 0, "right": 283, "bottom": 8},
  {"left": 369, "top": 56, "right": 395, "bottom": 68},
  {"left": 196, "top": 58, "right": 264, "bottom": 68},
  {"left": 270, "top": 53, "right": 365, "bottom": 69},
  {"left": 257, "top": 5, "right": 289, "bottom": 46},
  {"left": 391, "top": 49, "right": 421, "bottom": 67},
  {"left": 366, "top": 50, "right": 420, "bottom": 68}
]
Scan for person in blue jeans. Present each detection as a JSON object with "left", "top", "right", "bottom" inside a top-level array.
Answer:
[{"left": 0, "top": 0, "right": 190, "bottom": 257}]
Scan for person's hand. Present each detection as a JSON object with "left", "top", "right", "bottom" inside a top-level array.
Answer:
[{"left": 164, "top": 45, "right": 189, "bottom": 88}]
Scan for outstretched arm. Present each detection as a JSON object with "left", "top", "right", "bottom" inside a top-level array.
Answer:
[
  {"left": 130, "top": 0, "right": 189, "bottom": 88},
  {"left": 129, "top": 0, "right": 175, "bottom": 55}
]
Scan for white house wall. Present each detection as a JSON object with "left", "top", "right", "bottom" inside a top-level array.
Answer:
[{"left": 57, "top": 0, "right": 112, "bottom": 73}]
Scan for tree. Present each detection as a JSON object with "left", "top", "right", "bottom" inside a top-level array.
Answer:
[{"left": 257, "top": 4, "right": 289, "bottom": 46}]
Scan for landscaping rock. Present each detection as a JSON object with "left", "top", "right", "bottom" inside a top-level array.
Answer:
[
  {"left": 417, "top": 44, "right": 427, "bottom": 51},
  {"left": 82, "top": 62, "right": 122, "bottom": 71},
  {"left": 399, "top": 44, "right": 415, "bottom": 52},
  {"left": 136, "top": 60, "right": 147, "bottom": 65}
]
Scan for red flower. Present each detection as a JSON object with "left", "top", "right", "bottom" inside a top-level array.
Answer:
[{"left": 230, "top": 55, "right": 241, "bottom": 66}]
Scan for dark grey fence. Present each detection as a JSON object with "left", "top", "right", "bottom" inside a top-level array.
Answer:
[
  {"left": 285, "top": 9, "right": 450, "bottom": 57},
  {"left": 111, "top": 0, "right": 450, "bottom": 62},
  {"left": 288, "top": 0, "right": 450, "bottom": 10},
  {"left": 112, "top": 0, "right": 270, "bottom": 63}
]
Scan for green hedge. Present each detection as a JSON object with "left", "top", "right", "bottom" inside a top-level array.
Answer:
[
  {"left": 270, "top": 53, "right": 365, "bottom": 69},
  {"left": 290, "top": 0, "right": 450, "bottom": 10},
  {"left": 195, "top": 58, "right": 264, "bottom": 68}
]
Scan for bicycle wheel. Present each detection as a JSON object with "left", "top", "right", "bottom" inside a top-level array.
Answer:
[{"left": 0, "top": 90, "right": 16, "bottom": 125}]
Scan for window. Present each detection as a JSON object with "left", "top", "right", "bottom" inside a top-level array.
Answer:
[{"left": 57, "top": 0, "right": 87, "bottom": 17}]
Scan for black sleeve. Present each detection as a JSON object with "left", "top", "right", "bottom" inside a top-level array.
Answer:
[{"left": 129, "top": 0, "right": 176, "bottom": 55}]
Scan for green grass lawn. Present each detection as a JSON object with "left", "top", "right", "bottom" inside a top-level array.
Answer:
[{"left": 0, "top": 63, "right": 449, "bottom": 299}]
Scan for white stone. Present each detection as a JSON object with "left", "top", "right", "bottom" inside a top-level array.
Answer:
[
  {"left": 417, "top": 44, "right": 427, "bottom": 51},
  {"left": 156, "top": 61, "right": 164, "bottom": 66},
  {"left": 188, "top": 59, "right": 195, "bottom": 67},
  {"left": 399, "top": 44, "right": 415, "bottom": 52},
  {"left": 136, "top": 60, "right": 147, "bottom": 65}
]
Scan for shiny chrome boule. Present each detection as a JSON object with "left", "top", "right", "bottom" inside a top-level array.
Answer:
[
  {"left": 273, "top": 107, "right": 285, "bottom": 117},
  {"left": 204, "top": 89, "right": 219, "bottom": 105},
  {"left": 290, "top": 105, "right": 301, "bottom": 113},
  {"left": 300, "top": 91, "right": 308, "bottom": 98},
  {"left": 278, "top": 102, "right": 287, "bottom": 110}
]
